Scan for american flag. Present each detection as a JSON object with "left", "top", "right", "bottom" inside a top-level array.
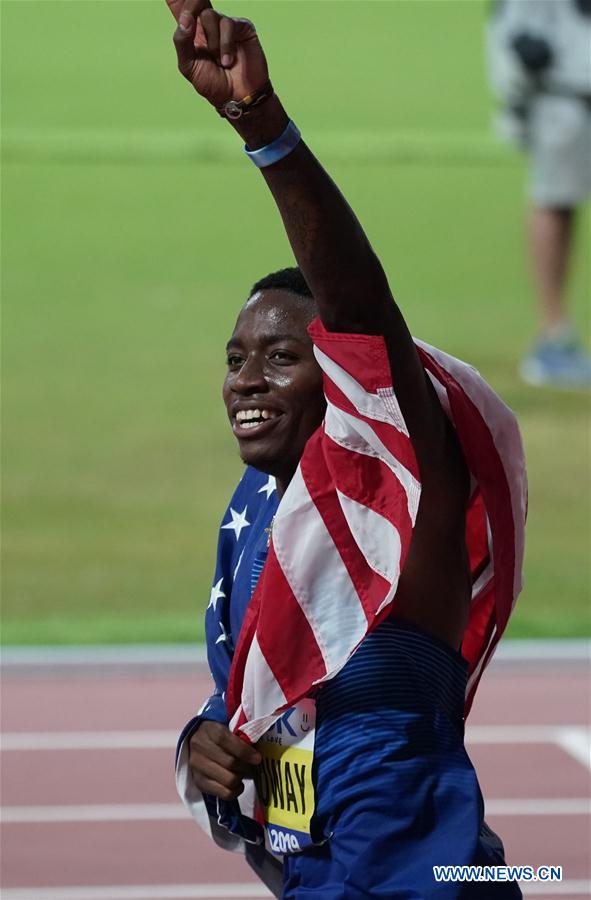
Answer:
[{"left": 226, "top": 319, "right": 527, "bottom": 744}]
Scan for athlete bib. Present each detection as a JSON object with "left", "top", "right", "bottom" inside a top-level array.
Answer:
[{"left": 254, "top": 698, "right": 316, "bottom": 856}]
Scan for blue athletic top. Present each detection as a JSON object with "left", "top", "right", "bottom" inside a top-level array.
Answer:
[
  {"left": 181, "top": 467, "right": 521, "bottom": 898},
  {"left": 283, "top": 619, "right": 521, "bottom": 898}
]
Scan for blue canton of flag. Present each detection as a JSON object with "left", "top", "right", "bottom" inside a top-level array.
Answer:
[{"left": 202, "top": 468, "right": 279, "bottom": 727}]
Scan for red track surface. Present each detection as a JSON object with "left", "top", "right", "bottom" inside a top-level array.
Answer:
[{"left": 1, "top": 658, "right": 589, "bottom": 899}]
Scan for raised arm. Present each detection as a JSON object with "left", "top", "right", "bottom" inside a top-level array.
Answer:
[
  {"left": 168, "top": 0, "right": 446, "bottom": 447},
  {"left": 168, "top": 0, "right": 472, "bottom": 653}
]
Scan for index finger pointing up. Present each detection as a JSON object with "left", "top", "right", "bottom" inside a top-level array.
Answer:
[{"left": 165, "top": 0, "right": 212, "bottom": 23}]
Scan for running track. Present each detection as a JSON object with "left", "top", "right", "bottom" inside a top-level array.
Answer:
[{"left": 1, "top": 644, "right": 589, "bottom": 899}]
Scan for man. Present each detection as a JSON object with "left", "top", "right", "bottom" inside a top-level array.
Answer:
[
  {"left": 167, "top": 2, "right": 527, "bottom": 896},
  {"left": 487, "top": 0, "right": 591, "bottom": 388}
]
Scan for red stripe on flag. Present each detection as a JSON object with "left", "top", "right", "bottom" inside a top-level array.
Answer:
[
  {"left": 255, "top": 552, "right": 328, "bottom": 705},
  {"left": 465, "top": 488, "right": 490, "bottom": 583},
  {"left": 226, "top": 574, "right": 262, "bottom": 722},
  {"left": 310, "top": 428, "right": 415, "bottom": 557},
  {"left": 463, "top": 586, "right": 497, "bottom": 676},
  {"left": 301, "top": 432, "right": 393, "bottom": 624},
  {"left": 227, "top": 543, "right": 328, "bottom": 722},
  {"left": 309, "top": 319, "right": 392, "bottom": 393},
  {"left": 233, "top": 707, "right": 248, "bottom": 734}
]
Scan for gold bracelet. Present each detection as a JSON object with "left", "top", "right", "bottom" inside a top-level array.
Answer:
[{"left": 218, "top": 81, "right": 274, "bottom": 120}]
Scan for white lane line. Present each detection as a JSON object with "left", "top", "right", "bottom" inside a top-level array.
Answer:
[
  {"left": 0, "top": 644, "right": 208, "bottom": 667},
  {"left": 486, "top": 798, "right": 590, "bottom": 816},
  {"left": 2, "top": 804, "right": 185, "bottom": 823},
  {"left": 0, "top": 883, "right": 588, "bottom": 900},
  {"left": 523, "top": 883, "right": 591, "bottom": 897},
  {"left": 467, "top": 726, "right": 591, "bottom": 771},
  {"left": 466, "top": 725, "right": 589, "bottom": 745},
  {"left": 555, "top": 728, "right": 591, "bottom": 770},
  {"left": 0, "top": 886, "right": 272, "bottom": 900},
  {"left": 4, "top": 725, "right": 589, "bottom": 757},
  {"left": 0, "top": 731, "right": 178, "bottom": 751},
  {"left": 2, "top": 638, "right": 587, "bottom": 675},
  {"left": 3, "top": 799, "right": 589, "bottom": 825}
]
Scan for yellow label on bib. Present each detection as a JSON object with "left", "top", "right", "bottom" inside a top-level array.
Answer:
[{"left": 254, "top": 699, "right": 316, "bottom": 856}]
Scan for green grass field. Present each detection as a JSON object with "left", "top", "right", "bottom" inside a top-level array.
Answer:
[{"left": 2, "top": 1, "right": 589, "bottom": 644}]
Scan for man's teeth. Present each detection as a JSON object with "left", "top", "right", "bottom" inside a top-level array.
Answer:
[{"left": 236, "top": 409, "right": 276, "bottom": 426}]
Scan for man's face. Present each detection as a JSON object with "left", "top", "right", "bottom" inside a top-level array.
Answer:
[{"left": 222, "top": 289, "right": 326, "bottom": 491}]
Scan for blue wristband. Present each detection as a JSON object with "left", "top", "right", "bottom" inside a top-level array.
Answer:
[{"left": 244, "top": 120, "right": 301, "bottom": 169}]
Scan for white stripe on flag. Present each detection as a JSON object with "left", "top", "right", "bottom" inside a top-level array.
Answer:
[
  {"left": 471, "top": 556, "right": 494, "bottom": 601},
  {"left": 274, "top": 467, "right": 368, "bottom": 673},
  {"left": 324, "top": 404, "right": 421, "bottom": 523},
  {"left": 240, "top": 633, "right": 287, "bottom": 724},
  {"left": 314, "top": 346, "right": 408, "bottom": 432},
  {"left": 336, "top": 489, "right": 402, "bottom": 584}
]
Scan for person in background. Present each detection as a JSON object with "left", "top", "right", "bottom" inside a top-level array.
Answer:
[{"left": 487, "top": 0, "right": 591, "bottom": 388}]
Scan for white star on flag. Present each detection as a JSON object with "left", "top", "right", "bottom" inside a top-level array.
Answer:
[
  {"left": 221, "top": 506, "right": 250, "bottom": 540},
  {"left": 208, "top": 578, "right": 225, "bottom": 612},
  {"left": 215, "top": 621, "right": 229, "bottom": 645},
  {"left": 257, "top": 475, "right": 276, "bottom": 500}
]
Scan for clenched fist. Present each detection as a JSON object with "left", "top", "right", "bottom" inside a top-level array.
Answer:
[
  {"left": 167, "top": 0, "right": 269, "bottom": 109},
  {"left": 189, "top": 719, "right": 262, "bottom": 801}
]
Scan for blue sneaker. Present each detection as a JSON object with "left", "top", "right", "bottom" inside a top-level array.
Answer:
[{"left": 520, "top": 333, "right": 591, "bottom": 388}]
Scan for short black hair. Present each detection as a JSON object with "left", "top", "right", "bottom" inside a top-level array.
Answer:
[{"left": 250, "top": 266, "right": 313, "bottom": 300}]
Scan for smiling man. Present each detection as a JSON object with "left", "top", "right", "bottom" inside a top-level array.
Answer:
[
  {"left": 168, "top": 2, "right": 527, "bottom": 897},
  {"left": 224, "top": 273, "right": 325, "bottom": 489}
]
